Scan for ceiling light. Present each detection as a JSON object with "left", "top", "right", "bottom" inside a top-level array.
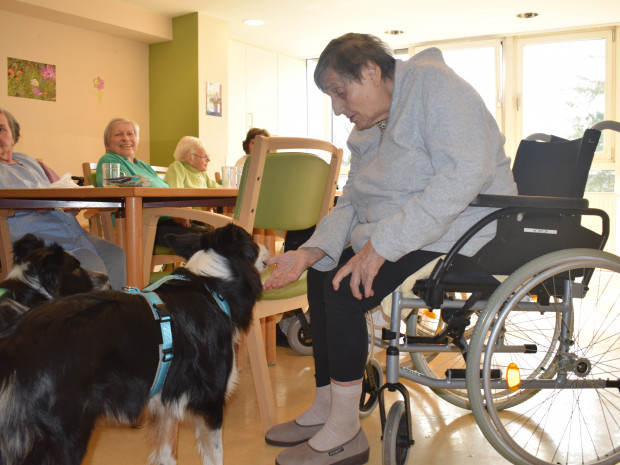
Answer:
[
  {"left": 385, "top": 30, "right": 404, "bottom": 35},
  {"left": 516, "top": 12, "right": 539, "bottom": 19},
  {"left": 243, "top": 19, "right": 264, "bottom": 26}
]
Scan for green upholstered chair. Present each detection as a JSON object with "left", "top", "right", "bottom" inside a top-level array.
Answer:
[
  {"left": 236, "top": 136, "right": 342, "bottom": 432},
  {"left": 141, "top": 136, "right": 342, "bottom": 433}
]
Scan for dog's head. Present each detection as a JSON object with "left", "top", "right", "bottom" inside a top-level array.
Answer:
[
  {"left": 166, "top": 223, "right": 268, "bottom": 280},
  {"left": 7, "top": 234, "right": 111, "bottom": 300},
  {"left": 165, "top": 224, "right": 268, "bottom": 327}
]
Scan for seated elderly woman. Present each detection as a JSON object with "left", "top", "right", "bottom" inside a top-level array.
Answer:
[
  {"left": 96, "top": 118, "right": 168, "bottom": 187},
  {"left": 95, "top": 119, "right": 210, "bottom": 246},
  {"left": 0, "top": 107, "right": 126, "bottom": 290},
  {"left": 164, "top": 136, "right": 219, "bottom": 189},
  {"left": 163, "top": 136, "right": 220, "bottom": 230},
  {"left": 235, "top": 127, "right": 270, "bottom": 171},
  {"left": 263, "top": 33, "right": 517, "bottom": 465}
]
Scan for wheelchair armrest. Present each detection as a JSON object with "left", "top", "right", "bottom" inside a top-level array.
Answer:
[{"left": 470, "top": 194, "right": 589, "bottom": 210}]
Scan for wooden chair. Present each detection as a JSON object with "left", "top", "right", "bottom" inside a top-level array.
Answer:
[
  {"left": 0, "top": 209, "right": 14, "bottom": 281},
  {"left": 82, "top": 162, "right": 185, "bottom": 278},
  {"left": 141, "top": 136, "right": 342, "bottom": 432}
]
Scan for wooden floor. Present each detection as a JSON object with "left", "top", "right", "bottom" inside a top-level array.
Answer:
[{"left": 82, "top": 346, "right": 509, "bottom": 465}]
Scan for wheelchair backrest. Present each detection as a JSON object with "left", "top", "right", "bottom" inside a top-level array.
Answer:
[{"left": 512, "top": 128, "right": 601, "bottom": 198}]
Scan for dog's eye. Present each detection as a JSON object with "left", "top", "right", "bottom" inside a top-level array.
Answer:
[{"left": 72, "top": 268, "right": 82, "bottom": 275}]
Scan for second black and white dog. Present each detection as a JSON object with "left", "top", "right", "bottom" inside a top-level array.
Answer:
[
  {"left": 0, "top": 224, "right": 268, "bottom": 465},
  {"left": 0, "top": 233, "right": 110, "bottom": 330}
]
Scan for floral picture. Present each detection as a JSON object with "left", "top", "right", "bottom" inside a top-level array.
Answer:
[
  {"left": 206, "top": 81, "right": 222, "bottom": 117},
  {"left": 7, "top": 58, "right": 56, "bottom": 102}
]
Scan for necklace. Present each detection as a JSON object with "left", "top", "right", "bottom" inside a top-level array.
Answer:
[{"left": 377, "top": 119, "right": 388, "bottom": 134}]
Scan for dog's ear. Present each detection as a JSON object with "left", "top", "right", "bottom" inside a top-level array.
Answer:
[
  {"left": 164, "top": 232, "right": 204, "bottom": 260},
  {"left": 12, "top": 234, "right": 46, "bottom": 265}
]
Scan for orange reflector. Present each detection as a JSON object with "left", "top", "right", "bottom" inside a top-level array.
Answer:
[
  {"left": 422, "top": 309, "right": 437, "bottom": 319},
  {"left": 506, "top": 363, "right": 521, "bottom": 392}
]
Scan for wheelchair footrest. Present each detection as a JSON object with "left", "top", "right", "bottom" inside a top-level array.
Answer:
[{"left": 445, "top": 368, "right": 502, "bottom": 380}]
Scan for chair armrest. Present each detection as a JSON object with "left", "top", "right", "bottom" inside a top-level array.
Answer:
[{"left": 470, "top": 194, "right": 589, "bottom": 210}]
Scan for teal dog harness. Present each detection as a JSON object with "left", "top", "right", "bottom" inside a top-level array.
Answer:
[{"left": 123, "top": 274, "right": 231, "bottom": 397}]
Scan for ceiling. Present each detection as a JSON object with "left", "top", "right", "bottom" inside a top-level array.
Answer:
[{"left": 115, "top": 0, "right": 620, "bottom": 58}]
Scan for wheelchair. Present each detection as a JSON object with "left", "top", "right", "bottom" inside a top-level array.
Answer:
[{"left": 365, "top": 121, "right": 620, "bottom": 465}]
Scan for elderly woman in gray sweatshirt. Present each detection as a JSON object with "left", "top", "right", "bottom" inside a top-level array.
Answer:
[{"left": 264, "top": 33, "right": 517, "bottom": 465}]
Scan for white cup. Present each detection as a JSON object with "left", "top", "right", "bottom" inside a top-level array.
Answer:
[
  {"left": 102, "top": 163, "right": 120, "bottom": 186},
  {"left": 221, "top": 166, "right": 238, "bottom": 188}
]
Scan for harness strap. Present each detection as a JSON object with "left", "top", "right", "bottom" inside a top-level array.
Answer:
[
  {"left": 123, "top": 274, "right": 188, "bottom": 397},
  {"left": 123, "top": 274, "right": 231, "bottom": 397}
]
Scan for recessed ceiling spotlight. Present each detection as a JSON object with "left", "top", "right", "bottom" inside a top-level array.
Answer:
[
  {"left": 516, "top": 12, "right": 539, "bottom": 19},
  {"left": 243, "top": 19, "right": 264, "bottom": 26},
  {"left": 385, "top": 30, "right": 404, "bottom": 35}
]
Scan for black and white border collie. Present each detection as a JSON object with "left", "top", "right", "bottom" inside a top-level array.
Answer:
[
  {"left": 0, "top": 233, "right": 110, "bottom": 330},
  {"left": 0, "top": 224, "right": 268, "bottom": 465}
]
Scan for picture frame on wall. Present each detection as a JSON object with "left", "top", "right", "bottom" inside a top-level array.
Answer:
[
  {"left": 206, "top": 81, "right": 222, "bottom": 117},
  {"left": 7, "top": 57, "right": 56, "bottom": 102}
]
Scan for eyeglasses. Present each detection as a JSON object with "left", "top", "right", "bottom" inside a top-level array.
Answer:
[{"left": 191, "top": 152, "right": 209, "bottom": 160}]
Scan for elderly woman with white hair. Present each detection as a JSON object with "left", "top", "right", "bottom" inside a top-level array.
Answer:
[
  {"left": 163, "top": 136, "right": 219, "bottom": 189},
  {"left": 158, "top": 136, "right": 220, "bottom": 234}
]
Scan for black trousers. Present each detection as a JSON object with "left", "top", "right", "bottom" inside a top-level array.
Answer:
[
  {"left": 154, "top": 218, "right": 211, "bottom": 248},
  {"left": 308, "top": 246, "right": 442, "bottom": 386}
]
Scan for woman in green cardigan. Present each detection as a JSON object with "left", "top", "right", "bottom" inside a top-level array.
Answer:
[
  {"left": 96, "top": 118, "right": 168, "bottom": 188},
  {"left": 96, "top": 119, "right": 208, "bottom": 246}
]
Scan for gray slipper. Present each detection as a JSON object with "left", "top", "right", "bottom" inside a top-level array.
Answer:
[
  {"left": 275, "top": 428, "right": 370, "bottom": 465},
  {"left": 265, "top": 419, "right": 324, "bottom": 447}
]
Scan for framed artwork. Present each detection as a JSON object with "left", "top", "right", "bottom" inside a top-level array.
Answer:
[
  {"left": 206, "top": 81, "right": 222, "bottom": 117},
  {"left": 7, "top": 57, "right": 56, "bottom": 102}
]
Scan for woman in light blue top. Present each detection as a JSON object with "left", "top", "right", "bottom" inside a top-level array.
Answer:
[{"left": 0, "top": 108, "right": 126, "bottom": 290}]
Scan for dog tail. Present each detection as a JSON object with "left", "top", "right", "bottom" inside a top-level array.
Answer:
[{"left": 0, "top": 372, "right": 36, "bottom": 464}]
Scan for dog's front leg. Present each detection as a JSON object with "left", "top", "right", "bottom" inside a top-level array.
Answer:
[
  {"left": 193, "top": 415, "right": 223, "bottom": 465},
  {"left": 148, "top": 401, "right": 179, "bottom": 465}
]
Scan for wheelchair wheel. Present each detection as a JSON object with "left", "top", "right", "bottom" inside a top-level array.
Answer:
[
  {"left": 359, "top": 357, "right": 383, "bottom": 418},
  {"left": 467, "top": 248, "right": 620, "bottom": 465},
  {"left": 407, "top": 308, "right": 478, "bottom": 409},
  {"left": 382, "top": 401, "right": 411, "bottom": 465},
  {"left": 286, "top": 314, "right": 313, "bottom": 356}
]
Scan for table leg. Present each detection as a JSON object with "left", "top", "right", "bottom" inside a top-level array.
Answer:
[{"left": 124, "top": 196, "right": 143, "bottom": 288}]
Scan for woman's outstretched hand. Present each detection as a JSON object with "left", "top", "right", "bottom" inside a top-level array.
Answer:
[
  {"left": 332, "top": 241, "right": 385, "bottom": 300},
  {"left": 263, "top": 247, "right": 326, "bottom": 290}
]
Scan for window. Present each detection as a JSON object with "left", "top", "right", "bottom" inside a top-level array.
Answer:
[{"left": 517, "top": 32, "right": 611, "bottom": 156}]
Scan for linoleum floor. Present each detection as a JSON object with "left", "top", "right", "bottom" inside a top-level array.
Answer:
[{"left": 81, "top": 346, "right": 509, "bottom": 465}]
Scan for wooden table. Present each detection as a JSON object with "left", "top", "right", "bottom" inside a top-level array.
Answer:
[{"left": 0, "top": 187, "right": 238, "bottom": 287}]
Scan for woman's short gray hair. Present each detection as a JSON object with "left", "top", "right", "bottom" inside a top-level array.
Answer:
[
  {"left": 0, "top": 107, "right": 21, "bottom": 144},
  {"left": 173, "top": 136, "right": 206, "bottom": 162},
  {"left": 103, "top": 118, "right": 140, "bottom": 147},
  {"left": 314, "top": 33, "right": 396, "bottom": 92}
]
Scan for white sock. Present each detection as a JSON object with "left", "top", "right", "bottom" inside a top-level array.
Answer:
[
  {"left": 308, "top": 381, "right": 362, "bottom": 451},
  {"left": 296, "top": 384, "right": 331, "bottom": 426}
]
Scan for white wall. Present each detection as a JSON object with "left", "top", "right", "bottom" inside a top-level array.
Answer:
[{"left": 227, "top": 40, "right": 308, "bottom": 166}]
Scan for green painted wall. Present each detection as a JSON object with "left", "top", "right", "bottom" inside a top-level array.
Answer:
[{"left": 149, "top": 13, "right": 199, "bottom": 166}]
